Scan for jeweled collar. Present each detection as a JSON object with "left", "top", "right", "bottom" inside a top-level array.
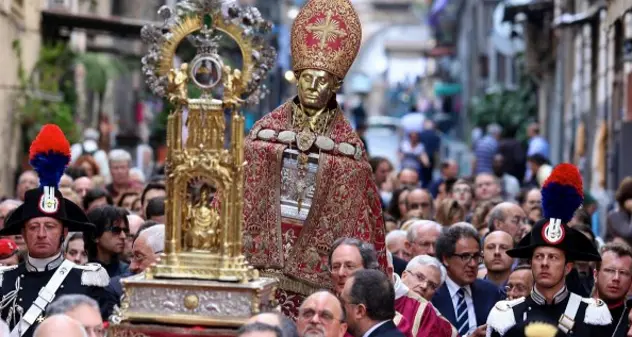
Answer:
[
  {"left": 26, "top": 251, "right": 64, "bottom": 272},
  {"left": 291, "top": 98, "right": 337, "bottom": 135},
  {"left": 531, "top": 285, "right": 569, "bottom": 305}
]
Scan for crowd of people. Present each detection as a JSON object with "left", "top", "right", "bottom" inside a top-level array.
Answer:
[
  {"left": 2, "top": 0, "right": 632, "bottom": 335},
  {"left": 0, "top": 122, "right": 629, "bottom": 337}
]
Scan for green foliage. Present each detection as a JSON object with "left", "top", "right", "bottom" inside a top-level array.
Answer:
[
  {"left": 75, "top": 53, "right": 128, "bottom": 93},
  {"left": 470, "top": 61, "right": 537, "bottom": 141},
  {"left": 12, "top": 41, "right": 128, "bottom": 149},
  {"left": 12, "top": 41, "right": 79, "bottom": 144}
]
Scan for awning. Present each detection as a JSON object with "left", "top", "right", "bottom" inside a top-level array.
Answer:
[
  {"left": 41, "top": 9, "right": 158, "bottom": 38},
  {"left": 553, "top": 2, "right": 605, "bottom": 28},
  {"left": 503, "top": 0, "right": 554, "bottom": 22},
  {"left": 605, "top": 0, "right": 632, "bottom": 27}
]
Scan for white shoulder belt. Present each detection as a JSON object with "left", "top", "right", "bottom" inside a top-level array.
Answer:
[
  {"left": 10, "top": 259, "right": 76, "bottom": 337},
  {"left": 557, "top": 292, "right": 581, "bottom": 334}
]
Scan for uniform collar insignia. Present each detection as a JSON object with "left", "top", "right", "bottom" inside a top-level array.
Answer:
[
  {"left": 531, "top": 285, "right": 569, "bottom": 305},
  {"left": 26, "top": 252, "right": 64, "bottom": 272}
]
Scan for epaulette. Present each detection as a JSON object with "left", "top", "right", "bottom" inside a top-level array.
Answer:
[
  {"left": 73, "top": 263, "right": 110, "bottom": 287},
  {"left": 0, "top": 265, "right": 18, "bottom": 286},
  {"left": 486, "top": 297, "right": 525, "bottom": 337},
  {"left": 581, "top": 297, "right": 612, "bottom": 326}
]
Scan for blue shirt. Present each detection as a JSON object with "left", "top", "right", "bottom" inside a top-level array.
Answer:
[{"left": 474, "top": 135, "right": 498, "bottom": 174}]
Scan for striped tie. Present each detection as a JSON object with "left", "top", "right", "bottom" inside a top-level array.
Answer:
[{"left": 456, "top": 288, "right": 470, "bottom": 336}]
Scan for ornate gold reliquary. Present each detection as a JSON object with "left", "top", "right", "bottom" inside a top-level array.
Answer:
[{"left": 110, "top": 0, "right": 278, "bottom": 329}]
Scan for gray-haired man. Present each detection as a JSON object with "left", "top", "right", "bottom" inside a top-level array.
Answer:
[
  {"left": 46, "top": 295, "right": 103, "bottom": 337},
  {"left": 401, "top": 255, "right": 445, "bottom": 301}
]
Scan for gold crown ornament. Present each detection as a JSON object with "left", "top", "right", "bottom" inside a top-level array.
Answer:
[
  {"left": 109, "top": 0, "right": 278, "bottom": 334},
  {"left": 291, "top": 0, "right": 362, "bottom": 79}
]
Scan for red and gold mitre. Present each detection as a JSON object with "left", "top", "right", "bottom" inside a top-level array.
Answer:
[{"left": 291, "top": 0, "right": 362, "bottom": 80}]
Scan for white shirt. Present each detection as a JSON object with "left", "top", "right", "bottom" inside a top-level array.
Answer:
[
  {"left": 392, "top": 273, "right": 408, "bottom": 300},
  {"left": 445, "top": 276, "right": 477, "bottom": 334},
  {"left": 362, "top": 320, "right": 390, "bottom": 337}
]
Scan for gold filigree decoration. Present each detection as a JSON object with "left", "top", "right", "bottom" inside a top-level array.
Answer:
[{"left": 156, "top": 14, "right": 254, "bottom": 99}]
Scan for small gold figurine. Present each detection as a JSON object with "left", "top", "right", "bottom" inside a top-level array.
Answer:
[
  {"left": 167, "top": 63, "right": 189, "bottom": 105},
  {"left": 222, "top": 65, "right": 244, "bottom": 108},
  {"left": 185, "top": 185, "right": 221, "bottom": 252}
]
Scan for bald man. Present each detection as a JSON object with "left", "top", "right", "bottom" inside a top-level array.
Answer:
[
  {"left": 398, "top": 169, "right": 419, "bottom": 189},
  {"left": 296, "top": 291, "right": 347, "bottom": 337},
  {"left": 124, "top": 214, "right": 145, "bottom": 262},
  {"left": 487, "top": 202, "right": 527, "bottom": 242},
  {"left": 481, "top": 231, "right": 515, "bottom": 288},
  {"left": 33, "top": 315, "right": 86, "bottom": 337}
]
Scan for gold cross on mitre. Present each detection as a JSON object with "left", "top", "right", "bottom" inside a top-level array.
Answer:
[{"left": 306, "top": 10, "right": 347, "bottom": 49}]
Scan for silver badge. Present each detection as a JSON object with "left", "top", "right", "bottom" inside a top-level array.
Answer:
[
  {"left": 542, "top": 218, "right": 565, "bottom": 244},
  {"left": 38, "top": 186, "right": 59, "bottom": 214}
]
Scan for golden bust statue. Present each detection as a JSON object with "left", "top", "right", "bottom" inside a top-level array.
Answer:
[
  {"left": 185, "top": 186, "right": 220, "bottom": 252},
  {"left": 243, "top": 0, "right": 387, "bottom": 319}
]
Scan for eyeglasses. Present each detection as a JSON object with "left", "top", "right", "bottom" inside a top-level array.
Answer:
[
  {"left": 105, "top": 225, "right": 130, "bottom": 235},
  {"left": 601, "top": 268, "right": 632, "bottom": 279},
  {"left": 330, "top": 263, "right": 360, "bottom": 273},
  {"left": 298, "top": 308, "right": 342, "bottom": 324},
  {"left": 409, "top": 202, "right": 431, "bottom": 210},
  {"left": 452, "top": 187, "right": 471, "bottom": 194},
  {"left": 405, "top": 270, "right": 438, "bottom": 291},
  {"left": 504, "top": 284, "right": 529, "bottom": 293},
  {"left": 452, "top": 252, "right": 483, "bottom": 264}
]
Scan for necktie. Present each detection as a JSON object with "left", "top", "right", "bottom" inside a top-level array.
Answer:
[{"left": 456, "top": 288, "right": 470, "bottom": 336}]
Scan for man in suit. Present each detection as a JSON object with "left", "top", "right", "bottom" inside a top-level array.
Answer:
[
  {"left": 329, "top": 237, "right": 456, "bottom": 337},
  {"left": 341, "top": 269, "right": 405, "bottom": 337},
  {"left": 432, "top": 225, "right": 503, "bottom": 337}
]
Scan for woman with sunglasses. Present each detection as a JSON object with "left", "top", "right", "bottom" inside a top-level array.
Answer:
[{"left": 86, "top": 205, "right": 131, "bottom": 278}]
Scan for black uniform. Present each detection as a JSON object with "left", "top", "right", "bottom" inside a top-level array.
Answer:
[
  {"left": 0, "top": 254, "right": 108, "bottom": 337},
  {"left": 486, "top": 164, "right": 615, "bottom": 336},
  {"left": 592, "top": 299, "right": 632, "bottom": 337},
  {"left": 488, "top": 289, "right": 610, "bottom": 337},
  {"left": 0, "top": 125, "right": 108, "bottom": 337}
]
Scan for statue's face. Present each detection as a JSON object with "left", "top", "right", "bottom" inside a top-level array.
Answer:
[{"left": 297, "top": 69, "right": 338, "bottom": 112}]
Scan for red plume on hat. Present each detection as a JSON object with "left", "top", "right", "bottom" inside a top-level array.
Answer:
[
  {"left": 29, "top": 124, "right": 71, "bottom": 189},
  {"left": 0, "top": 124, "right": 94, "bottom": 236},
  {"left": 506, "top": 163, "right": 601, "bottom": 262},
  {"left": 540, "top": 163, "right": 583, "bottom": 223}
]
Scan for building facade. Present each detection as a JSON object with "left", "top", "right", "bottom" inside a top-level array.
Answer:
[{"left": 0, "top": 0, "right": 44, "bottom": 196}]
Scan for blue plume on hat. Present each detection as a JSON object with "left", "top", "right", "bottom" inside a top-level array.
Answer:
[
  {"left": 541, "top": 163, "right": 584, "bottom": 223},
  {"left": 29, "top": 124, "right": 71, "bottom": 188}
]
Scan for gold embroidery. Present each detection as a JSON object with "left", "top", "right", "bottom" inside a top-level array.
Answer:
[
  {"left": 291, "top": 0, "right": 361, "bottom": 79},
  {"left": 244, "top": 99, "right": 387, "bottom": 296},
  {"left": 306, "top": 10, "right": 348, "bottom": 49}
]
